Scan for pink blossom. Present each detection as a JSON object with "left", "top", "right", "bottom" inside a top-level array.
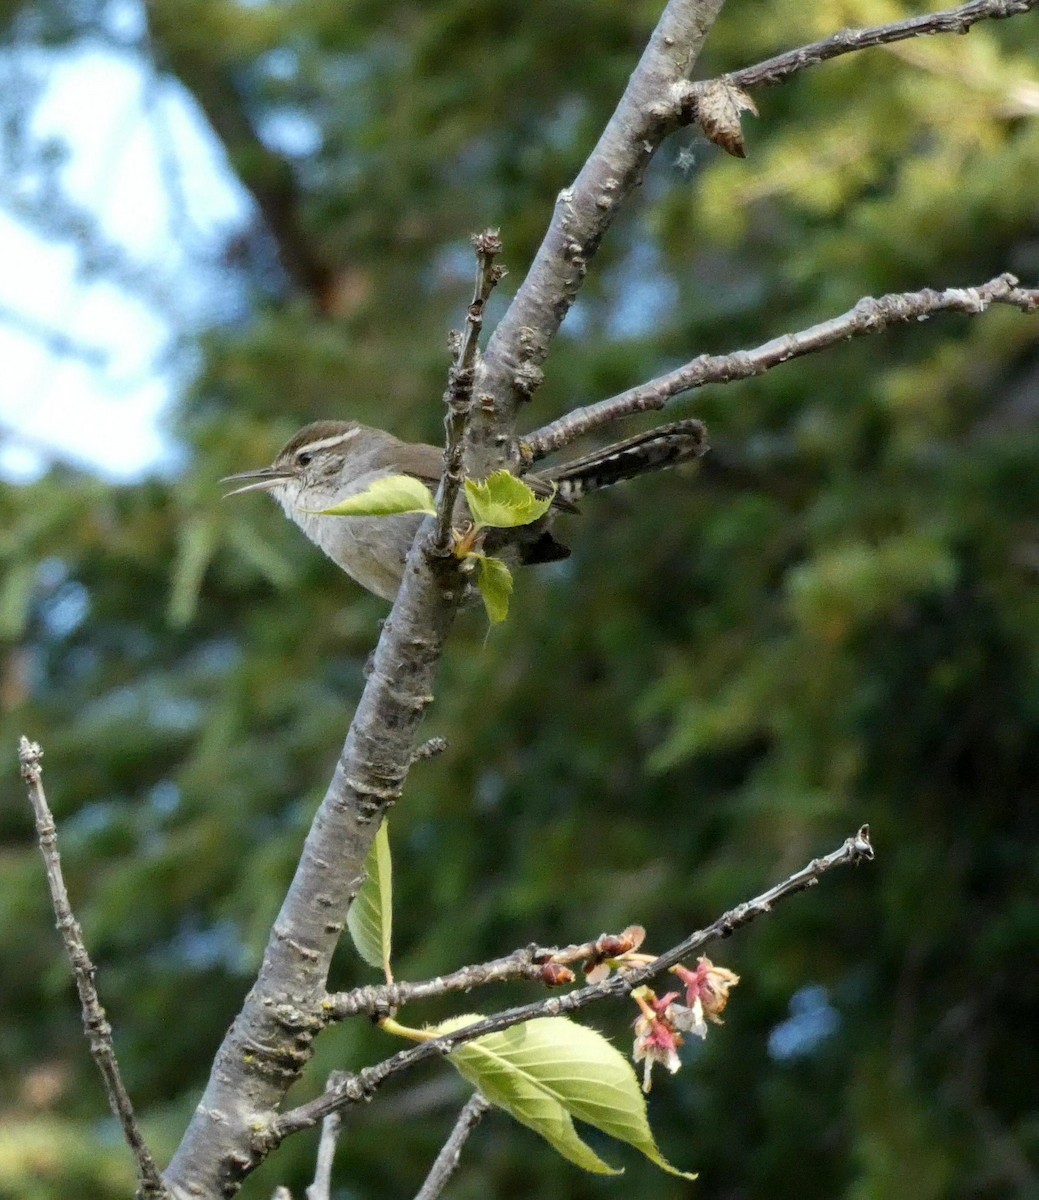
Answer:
[
  {"left": 673, "top": 956, "right": 740, "bottom": 1027},
  {"left": 631, "top": 987, "right": 684, "bottom": 1092}
]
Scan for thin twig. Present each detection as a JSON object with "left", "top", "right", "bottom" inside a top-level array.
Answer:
[
  {"left": 526, "top": 274, "right": 1039, "bottom": 458},
  {"left": 432, "top": 230, "right": 506, "bottom": 553},
  {"left": 269, "top": 827, "right": 873, "bottom": 1139},
  {"left": 413, "top": 1093, "right": 492, "bottom": 1200},
  {"left": 411, "top": 736, "right": 449, "bottom": 765},
  {"left": 726, "top": 0, "right": 1039, "bottom": 94},
  {"left": 325, "top": 927, "right": 647, "bottom": 1019},
  {"left": 18, "top": 737, "right": 169, "bottom": 1200},
  {"left": 305, "top": 1072, "right": 347, "bottom": 1200},
  {"left": 677, "top": 0, "right": 1039, "bottom": 154}
]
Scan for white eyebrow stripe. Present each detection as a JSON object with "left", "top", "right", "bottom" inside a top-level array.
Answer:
[{"left": 297, "top": 429, "right": 361, "bottom": 454}]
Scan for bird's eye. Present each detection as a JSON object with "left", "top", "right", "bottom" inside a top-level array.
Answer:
[{"left": 296, "top": 451, "right": 314, "bottom": 467}]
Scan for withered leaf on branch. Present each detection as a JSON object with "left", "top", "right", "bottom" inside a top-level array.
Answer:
[{"left": 697, "top": 79, "right": 758, "bottom": 159}]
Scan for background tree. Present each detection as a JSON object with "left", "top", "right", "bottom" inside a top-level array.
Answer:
[{"left": 1, "top": 1, "right": 1038, "bottom": 1197}]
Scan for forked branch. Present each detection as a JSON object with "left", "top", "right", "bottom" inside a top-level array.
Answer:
[
  {"left": 473, "top": 0, "right": 729, "bottom": 447},
  {"left": 269, "top": 827, "right": 874, "bottom": 1139}
]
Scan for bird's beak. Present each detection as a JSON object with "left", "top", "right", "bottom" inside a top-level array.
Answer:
[{"left": 220, "top": 467, "right": 294, "bottom": 497}]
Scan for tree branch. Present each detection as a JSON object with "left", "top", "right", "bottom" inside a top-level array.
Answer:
[
  {"left": 270, "top": 827, "right": 874, "bottom": 1139},
  {"left": 157, "top": 0, "right": 999, "bottom": 1187},
  {"left": 169, "top": 10, "right": 738, "bottom": 1180},
  {"left": 164, "top": 523, "right": 465, "bottom": 1196},
  {"left": 726, "top": 0, "right": 1039, "bottom": 94},
  {"left": 470, "top": 0, "right": 729, "bottom": 464},
  {"left": 165, "top": 214, "right": 509, "bottom": 1200},
  {"left": 18, "top": 737, "right": 169, "bottom": 1200},
  {"left": 413, "top": 1093, "right": 492, "bottom": 1200},
  {"left": 433, "top": 230, "right": 506, "bottom": 553},
  {"left": 304, "top": 1073, "right": 347, "bottom": 1200},
  {"left": 526, "top": 274, "right": 1039, "bottom": 459},
  {"left": 165, "top": 9, "right": 741, "bottom": 1184},
  {"left": 325, "top": 928, "right": 650, "bottom": 1019}
]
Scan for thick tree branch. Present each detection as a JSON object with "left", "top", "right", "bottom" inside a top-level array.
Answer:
[
  {"left": 413, "top": 1093, "right": 492, "bottom": 1200},
  {"left": 159, "top": 0, "right": 1008, "bottom": 1187},
  {"left": 165, "top": 6, "right": 737, "bottom": 1177},
  {"left": 269, "top": 827, "right": 873, "bottom": 1139},
  {"left": 165, "top": 520, "right": 466, "bottom": 1197},
  {"left": 165, "top": 229, "right": 506, "bottom": 1200},
  {"left": 526, "top": 274, "right": 1039, "bottom": 458},
  {"left": 18, "top": 738, "right": 169, "bottom": 1200},
  {"left": 469, "top": 0, "right": 728, "bottom": 465}
]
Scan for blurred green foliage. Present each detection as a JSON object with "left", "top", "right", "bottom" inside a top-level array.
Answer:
[{"left": 1, "top": 0, "right": 1038, "bottom": 1197}]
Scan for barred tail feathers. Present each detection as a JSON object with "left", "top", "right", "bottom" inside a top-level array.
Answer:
[{"left": 546, "top": 419, "right": 708, "bottom": 504}]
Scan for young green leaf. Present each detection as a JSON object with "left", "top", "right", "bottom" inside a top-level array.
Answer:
[
  {"left": 437, "top": 1015, "right": 696, "bottom": 1179},
  {"left": 318, "top": 475, "right": 436, "bottom": 518},
  {"left": 346, "top": 820, "right": 393, "bottom": 978},
  {"left": 464, "top": 470, "right": 553, "bottom": 529},
  {"left": 476, "top": 555, "right": 513, "bottom": 624}
]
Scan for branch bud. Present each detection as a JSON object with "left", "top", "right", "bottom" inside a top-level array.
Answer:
[{"left": 697, "top": 79, "right": 758, "bottom": 159}]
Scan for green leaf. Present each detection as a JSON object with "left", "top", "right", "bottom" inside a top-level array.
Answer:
[
  {"left": 476, "top": 555, "right": 513, "bottom": 624},
  {"left": 438, "top": 1015, "right": 695, "bottom": 1179},
  {"left": 346, "top": 820, "right": 393, "bottom": 977},
  {"left": 319, "top": 475, "right": 436, "bottom": 517},
  {"left": 464, "top": 470, "right": 553, "bottom": 529}
]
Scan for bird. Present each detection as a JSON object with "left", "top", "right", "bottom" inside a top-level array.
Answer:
[{"left": 223, "top": 417, "right": 707, "bottom": 600}]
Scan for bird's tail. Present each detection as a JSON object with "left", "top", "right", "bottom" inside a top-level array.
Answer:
[{"left": 545, "top": 418, "right": 708, "bottom": 505}]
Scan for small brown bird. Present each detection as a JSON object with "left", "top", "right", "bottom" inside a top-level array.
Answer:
[{"left": 224, "top": 418, "right": 707, "bottom": 600}]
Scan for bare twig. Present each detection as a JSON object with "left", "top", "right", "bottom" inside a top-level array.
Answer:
[
  {"left": 411, "top": 736, "right": 449, "bottom": 765},
  {"left": 413, "top": 1093, "right": 492, "bottom": 1200},
  {"left": 18, "top": 737, "right": 169, "bottom": 1200},
  {"left": 679, "top": 0, "right": 1039, "bottom": 154},
  {"left": 433, "top": 231, "right": 506, "bottom": 553},
  {"left": 269, "top": 827, "right": 874, "bottom": 1139},
  {"left": 326, "top": 928, "right": 649, "bottom": 1019},
  {"left": 526, "top": 274, "right": 1039, "bottom": 458},
  {"left": 305, "top": 1072, "right": 347, "bottom": 1200},
  {"left": 726, "top": 0, "right": 1039, "bottom": 94}
]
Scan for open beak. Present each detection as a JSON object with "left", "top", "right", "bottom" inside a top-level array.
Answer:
[{"left": 220, "top": 467, "right": 294, "bottom": 498}]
